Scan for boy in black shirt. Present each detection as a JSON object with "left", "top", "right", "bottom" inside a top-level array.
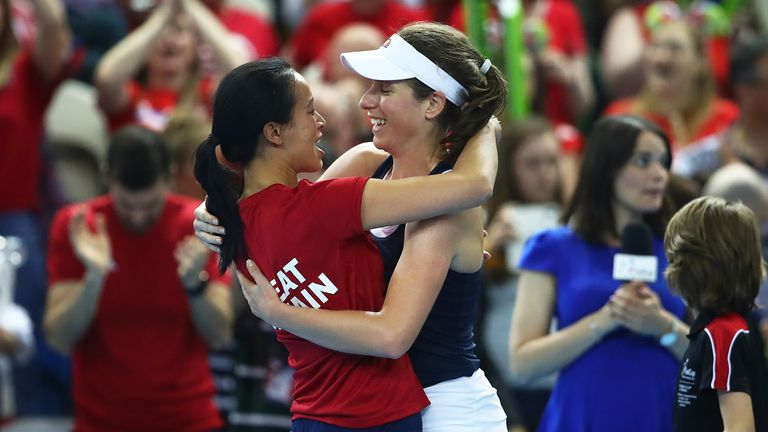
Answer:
[{"left": 665, "top": 196, "right": 768, "bottom": 432}]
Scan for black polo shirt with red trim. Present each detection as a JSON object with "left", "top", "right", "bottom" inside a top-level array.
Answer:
[{"left": 674, "top": 310, "right": 768, "bottom": 432}]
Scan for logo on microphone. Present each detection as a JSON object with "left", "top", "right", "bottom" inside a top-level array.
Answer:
[{"left": 612, "top": 253, "right": 658, "bottom": 283}]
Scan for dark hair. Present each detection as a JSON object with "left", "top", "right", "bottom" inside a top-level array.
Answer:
[
  {"left": 107, "top": 125, "right": 170, "bottom": 191},
  {"left": 486, "top": 116, "right": 562, "bottom": 218},
  {"left": 562, "top": 115, "right": 674, "bottom": 244},
  {"left": 730, "top": 35, "right": 768, "bottom": 86},
  {"left": 665, "top": 197, "right": 764, "bottom": 313},
  {"left": 194, "top": 58, "right": 297, "bottom": 273},
  {"left": 397, "top": 22, "right": 508, "bottom": 163}
]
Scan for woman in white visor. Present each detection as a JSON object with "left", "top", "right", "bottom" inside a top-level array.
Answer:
[{"left": 199, "top": 22, "right": 510, "bottom": 431}]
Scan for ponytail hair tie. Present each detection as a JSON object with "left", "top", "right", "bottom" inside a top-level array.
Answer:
[{"left": 480, "top": 58, "right": 492, "bottom": 75}]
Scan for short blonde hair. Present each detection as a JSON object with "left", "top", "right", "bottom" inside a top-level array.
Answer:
[{"left": 664, "top": 196, "right": 764, "bottom": 313}]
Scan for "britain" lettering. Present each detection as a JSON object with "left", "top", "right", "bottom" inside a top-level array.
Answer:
[{"left": 269, "top": 258, "right": 338, "bottom": 309}]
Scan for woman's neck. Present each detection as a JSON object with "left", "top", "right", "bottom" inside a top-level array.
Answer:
[
  {"left": 388, "top": 143, "right": 443, "bottom": 180},
  {"left": 609, "top": 201, "right": 643, "bottom": 246},
  {"left": 241, "top": 156, "right": 299, "bottom": 198}
]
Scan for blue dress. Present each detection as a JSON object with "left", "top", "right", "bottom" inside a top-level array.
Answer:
[{"left": 518, "top": 226, "right": 686, "bottom": 432}]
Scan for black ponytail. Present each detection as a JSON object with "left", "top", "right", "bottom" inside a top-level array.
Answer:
[
  {"left": 194, "top": 134, "right": 245, "bottom": 274},
  {"left": 193, "top": 59, "right": 297, "bottom": 273}
]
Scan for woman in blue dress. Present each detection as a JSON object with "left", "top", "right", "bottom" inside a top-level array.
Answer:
[{"left": 508, "top": 115, "right": 690, "bottom": 432}]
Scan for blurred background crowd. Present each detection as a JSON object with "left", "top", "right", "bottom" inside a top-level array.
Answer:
[{"left": 0, "top": 0, "right": 767, "bottom": 431}]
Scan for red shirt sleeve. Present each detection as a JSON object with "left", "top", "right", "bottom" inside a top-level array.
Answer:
[{"left": 302, "top": 177, "right": 369, "bottom": 241}]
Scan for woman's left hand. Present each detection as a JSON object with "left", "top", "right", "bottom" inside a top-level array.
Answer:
[
  {"left": 236, "top": 259, "right": 285, "bottom": 324},
  {"left": 608, "top": 282, "right": 672, "bottom": 338}
]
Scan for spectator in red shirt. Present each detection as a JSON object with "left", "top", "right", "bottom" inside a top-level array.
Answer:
[
  {"left": 286, "top": 0, "right": 426, "bottom": 70},
  {"left": 0, "top": 0, "right": 73, "bottom": 416},
  {"left": 604, "top": 18, "right": 739, "bottom": 152},
  {"left": 95, "top": 0, "right": 247, "bottom": 132},
  {"left": 44, "top": 125, "right": 233, "bottom": 431}
]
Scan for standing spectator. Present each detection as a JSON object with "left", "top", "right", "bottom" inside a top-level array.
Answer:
[
  {"left": 0, "top": 0, "right": 72, "bottom": 415},
  {"left": 95, "top": 0, "right": 247, "bottom": 132},
  {"left": 509, "top": 115, "right": 689, "bottom": 432},
  {"left": 44, "top": 126, "right": 233, "bottom": 431},
  {"left": 482, "top": 117, "right": 566, "bottom": 432},
  {"left": 600, "top": 0, "right": 734, "bottom": 99},
  {"left": 666, "top": 196, "right": 768, "bottom": 432},
  {"left": 450, "top": 0, "right": 596, "bottom": 125},
  {"left": 673, "top": 36, "right": 768, "bottom": 185},
  {"left": 285, "top": 0, "right": 426, "bottom": 70},
  {"left": 604, "top": 18, "right": 739, "bottom": 151}
]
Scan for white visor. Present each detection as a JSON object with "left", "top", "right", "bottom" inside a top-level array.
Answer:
[{"left": 340, "top": 34, "right": 469, "bottom": 106}]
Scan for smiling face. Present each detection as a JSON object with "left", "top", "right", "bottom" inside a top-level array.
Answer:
[
  {"left": 358, "top": 80, "right": 432, "bottom": 154},
  {"left": 613, "top": 131, "right": 670, "bottom": 216},
  {"left": 644, "top": 21, "right": 702, "bottom": 96},
  {"left": 281, "top": 72, "right": 326, "bottom": 173}
]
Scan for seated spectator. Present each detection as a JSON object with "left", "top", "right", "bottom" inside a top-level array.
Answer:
[
  {"left": 673, "top": 36, "right": 768, "bottom": 185},
  {"left": 95, "top": 0, "right": 246, "bottom": 132},
  {"left": 604, "top": 16, "right": 739, "bottom": 151},
  {"left": 285, "top": 0, "right": 426, "bottom": 70},
  {"left": 44, "top": 125, "right": 233, "bottom": 430}
]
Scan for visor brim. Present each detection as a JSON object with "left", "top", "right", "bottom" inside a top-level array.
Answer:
[{"left": 340, "top": 50, "right": 416, "bottom": 82}]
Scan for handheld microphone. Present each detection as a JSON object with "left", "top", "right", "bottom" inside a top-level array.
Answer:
[{"left": 612, "top": 223, "right": 658, "bottom": 283}]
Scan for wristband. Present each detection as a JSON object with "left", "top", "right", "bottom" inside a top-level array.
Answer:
[{"left": 185, "top": 270, "right": 210, "bottom": 298}]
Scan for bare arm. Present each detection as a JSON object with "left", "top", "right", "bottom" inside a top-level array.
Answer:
[
  {"left": 175, "top": 235, "right": 233, "bottom": 348},
  {"left": 32, "top": 0, "right": 71, "bottom": 84},
  {"left": 719, "top": 391, "right": 755, "bottom": 432},
  {"left": 44, "top": 210, "right": 112, "bottom": 354},
  {"left": 239, "top": 210, "right": 476, "bottom": 359},
  {"left": 567, "top": 55, "right": 595, "bottom": 117},
  {"left": 182, "top": 0, "right": 247, "bottom": 72},
  {"left": 94, "top": 1, "right": 172, "bottom": 114},
  {"left": 44, "top": 272, "right": 107, "bottom": 354},
  {"left": 508, "top": 271, "right": 618, "bottom": 384},
  {"left": 599, "top": 7, "right": 645, "bottom": 99},
  {"left": 318, "top": 142, "right": 390, "bottom": 181},
  {"left": 188, "top": 282, "right": 233, "bottom": 348}
]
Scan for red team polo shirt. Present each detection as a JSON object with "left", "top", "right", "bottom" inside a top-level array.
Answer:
[
  {"left": 48, "top": 194, "right": 228, "bottom": 432},
  {"left": 236, "top": 177, "right": 429, "bottom": 428},
  {"left": 603, "top": 98, "right": 739, "bottom": 151},
  {"left": 0, "top": 51, "right": 61, "bottom": 212}
]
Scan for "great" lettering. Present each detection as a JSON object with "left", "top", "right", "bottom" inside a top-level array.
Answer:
[{"left": 269, "top": 258, "right": 338, "bottom": 309}]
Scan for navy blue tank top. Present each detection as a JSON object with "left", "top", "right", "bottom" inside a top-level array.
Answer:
[{"left": 371, "top": 156, "right": 481, "bottom": 387}]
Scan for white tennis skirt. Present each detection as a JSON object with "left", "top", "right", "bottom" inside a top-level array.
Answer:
[{"left": 421, "top": 368, "right": 507, "bottom": 432}]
